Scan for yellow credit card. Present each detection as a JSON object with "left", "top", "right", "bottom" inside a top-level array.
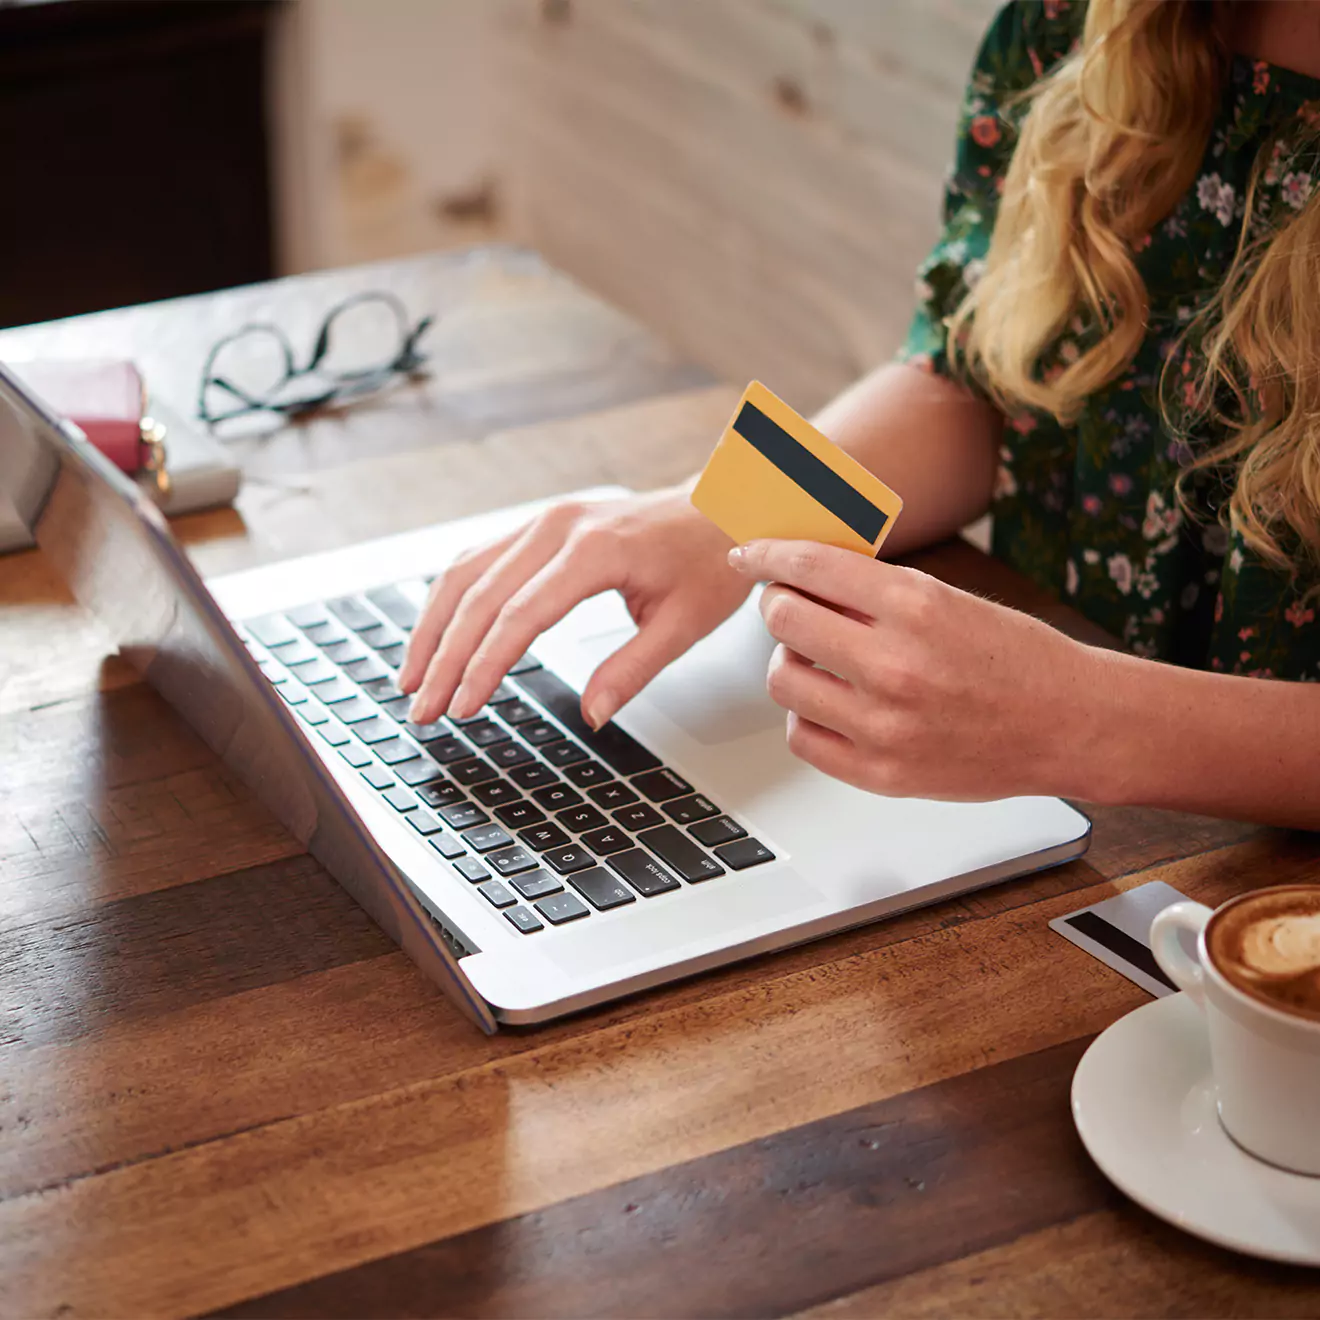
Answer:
[{"left": 691, "top": 381, "right": 902, "bottom": 556}]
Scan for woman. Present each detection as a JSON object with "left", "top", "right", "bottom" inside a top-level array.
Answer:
[{"left": 402, "top": 0, "right": 1320, "bottom": 829}]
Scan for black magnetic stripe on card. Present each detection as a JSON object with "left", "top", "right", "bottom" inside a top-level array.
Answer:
[
  {"left": 733, "top": 402, "right": 888, "bottom": 544},
  {"left": 1064, "top": 910, "right": 1178, "bottom": 993}
]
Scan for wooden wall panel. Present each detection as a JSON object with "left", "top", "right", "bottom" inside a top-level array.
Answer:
[{"left": 501, "top": 0, "right": 997, "bottom": 410}]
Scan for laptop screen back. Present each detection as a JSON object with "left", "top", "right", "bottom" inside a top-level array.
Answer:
[{"left": 0, "top": 362, "right": 494, "bottom": 1032}]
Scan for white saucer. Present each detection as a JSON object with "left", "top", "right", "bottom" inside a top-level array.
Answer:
[{"left": 1073, "top": 992, "right": 1320, "bottom": 1265}]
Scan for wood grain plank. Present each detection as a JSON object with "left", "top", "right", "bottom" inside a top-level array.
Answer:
[
  {"left": 800, "top": 1208, "right": 1320, "bottom": 1319},
  {"left": 213, "top": 1037, "right": 1119, "bottom": 1319},
  {"left": 0, "top": 845, "right": 1303, "bottom": 1317},
  {"left": 0, "top": 686, "right": 299, "bottom": 925},
  {"left": 0, "top": 854, "right": 390, "bottom": 1054}
]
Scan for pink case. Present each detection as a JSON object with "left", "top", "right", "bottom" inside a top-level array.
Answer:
[{"left": 13, "top": 358, "right": 147, "bottom": 473}]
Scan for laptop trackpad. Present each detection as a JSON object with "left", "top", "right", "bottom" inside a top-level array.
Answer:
[
  {"left": 543, "top": 865, "right": 824, "bottom": 980},
  {"left": 577, "top": 603, "right": 784, "bottom": 746}
]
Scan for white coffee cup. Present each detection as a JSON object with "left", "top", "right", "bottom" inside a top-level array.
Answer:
[{"left": 1151, "top": 894, "right": 1320, "bottom": 1176}]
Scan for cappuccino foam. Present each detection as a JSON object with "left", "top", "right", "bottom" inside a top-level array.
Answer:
[{"left": 1208, "top": 886, "right": 1320, "bottom": 1022}]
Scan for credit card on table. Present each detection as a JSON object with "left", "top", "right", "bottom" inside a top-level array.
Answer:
[
  {"left": 691, "top": 381, "right": 902, "bottom": 557},
  {"left": 1050, "top": 881, "right": 1191, "bottom": 998}
]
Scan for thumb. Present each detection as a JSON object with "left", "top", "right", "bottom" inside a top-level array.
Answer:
[{"left": 579, "top": 597, "right": 706, "bottom": 729}]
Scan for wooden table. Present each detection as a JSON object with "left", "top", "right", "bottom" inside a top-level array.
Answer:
[{"left": 1, "top": 248, "right": 1317, "bottom": 1318}]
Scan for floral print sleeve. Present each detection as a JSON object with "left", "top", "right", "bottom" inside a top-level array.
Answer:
[
  {"left": 899, "top": 1, "right": 1082, "bottom": 378},
  {"left": 895, "top": 0, "right": 1320, "bottom": 683}
]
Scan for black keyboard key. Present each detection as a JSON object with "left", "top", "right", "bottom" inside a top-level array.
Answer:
[
  {"left": 487, "top": 682, "right": 520, "bottom": 705},
  {"left": 496, "top": 700, "right": 540, "bottom": 726},
  {"left": 637, "top": 825, "right": 724, "bottom": 882},
  {"left": 509, "top": 763, "right": 559, "bottom": 791},
  {"left": 581, "top": 826, "right": 633, "bottom": 856},
  {"left": 560, "top": 805, "right": 608, "bottom": 833},
  {"left": 344, "top": 656, "right": 389, "bottom": 684},
  {"left": 360, "top": 622, "right": 403, "bottom": 651},
  {"left": 334, "top": 697, "right": 379, "bottom": 725},
  {"left": 321, "top": 639, "right": 368, "bottom": 665},
  {"left": 450, "top": 757, "right": 499, "bottom": 787},
  {"left": 317, "top": 721, "right": 352, "bottom": 748},
  {"left": 478, "top": 880, "right": 517, "bottom": 909},
  {"left": 246, "top": 614, "right": 300, "bottom": 648},
  {"left": 520, "top": 822, "right": 570, "bottom": 851},
  {"left": 542, "top": 741, "right": 589, "bottom": 768},
  {"left": 533, "top": 784, "right": 582, "bottom": 812},
  {"left": 281, "top": 641, "right": 324, "bottom": 669},
  {"left": 448, "top": 710, "right": 491, "bottom": 727},
  {"left": 535, "top": 892, "right": 590, "bottom": 925},
  {"left": 613, "top": 803, "right": 664, "bottom": 832},
  {"left": 487, "top": 741, "right": 535, "bottom": 770},
  {"left": 314, "top": 677, "right": 358, "bottom": 705},
  {"left": 440, "top": 803, "right": 490, "bottom": 831},
  {"left": 418, "top": 781, "right": 466, "bottom": 809},
  {"left": 564, "top": 760, "right": 612, "bottom": 789},
  {"left": 513, "top": 667, "right": 661, "bottom": 776},
  {"left": 429, "top": 832, "right": 465, "bottom": 860},
  {"left": 403, "top": 719, "right": 450, "bottom": 742},
  {"left": 377, "top": 697, "right": 413, "bottom": 724},
  {"left": 419, "top": 736, "right": 477, "bottom": 765},
  {"left": 518, "top": 719, "right": 564, "bottom": 747},
  {"left": 375, "top": 738, "right": 425, "bottom": 766},
  {"left": 417, "top": 739, "right": 475, "bottom": 770},
  {"left": 366, "top": 584, "right": 419, "bottom": 631},
  {"left": 407, "top": 809, "right": 445, "bottom": 837},
  {"left": 378, "top": 644, "right": 407, "bottom": 670},
  {"left": 632, "top": 768, "right": 693, "bottom": 802},
  {"left": 464, "top": 824, "right": 514, "bottom": 853},
  {"left": 688, "top": 815, "right": 747, "bottom": 847},
  {"left": 664, "top": 793, "right": 721, "bottom": 826},
  {"left": 454, "top": 856, "right": 489, "bottom": 883},
  {"left": 286, "top": 603, "right": 330, "bottom": 629},
  {"left": 569, "top": 867, "right": 637, "bottom": 910},
  {"left": 292, "top": 658, "right": 339, "bottom": 686},
  {"left": 276, "top": 680, "right": 310, "bottom": 707},
  {"left": 338, "top": 743, "right": 372, "bottom": 769},
  {"left": 716, "top": 838, "right": 775, "bottom": 869},
  {"left": 606, "top": 848, "right": 682, "bottom": 897},
  {"left": 489, "top": 846, "right": 540, "bottom": 877},
  {"left": 296, "top": 702, "right": 330, "bottom": 727},
  {"left": 472, "top": 780, "right": 522, "bottom": 808},
  {"left": 588, "top": 781, "right": 639, "bottom": 810},
  {"left": 328, "top": 596, "right": 379, "bottom": 631},
  {"left": 458, "top": 718, "right": 509, "bottom": 748},
  {"left": 496, "top": 800, "right": 545, "bottom": 830},
  {"left": 511, "top": 869, "right": 563, "bottom": 899},
  {"left": 362, "top": 677, "right": 404, "bottom": 703},
  {"left": 360, "top": 765, "right": 395, "bottom": 791},
  {"left": 504, "top": 905, "right": 543, "bottom": 934},
  {"left": 543, "top": 844, "right": 595, "bottom": 874},
  {"left": 395, "top": 756, "right": 445, "bottom": 786},
  {"left": 354, "top": 716, "right": 402, "bottom": 745},
  {"left": 507, "top": 653, "right": 542, "bottom": 675},
  {"left": 300, "top": 621, "right": 346, "bottom": 646}
]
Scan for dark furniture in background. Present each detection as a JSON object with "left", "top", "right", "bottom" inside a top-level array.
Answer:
[{"left": 0, "top": 0, "right": 277, "bottom": 329}]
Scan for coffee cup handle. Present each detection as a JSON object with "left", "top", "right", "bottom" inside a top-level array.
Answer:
[{"left": 1150, "top": 901, "right": 1214, "bottom": 1009}]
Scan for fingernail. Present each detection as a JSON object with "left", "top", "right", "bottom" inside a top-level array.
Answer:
[
  {"left": 448, "top": 687, "right": 476, "bottom": 721},
  {"left": 585, "top": 692, "right": 616, "bottom": 731},
  {"left": 727, "top": 546, "right": 746, "bottom": 568}
]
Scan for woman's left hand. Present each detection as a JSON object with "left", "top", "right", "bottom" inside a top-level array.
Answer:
[{"left": 727, "top": 539, "right": 1104, "bottom": 801}]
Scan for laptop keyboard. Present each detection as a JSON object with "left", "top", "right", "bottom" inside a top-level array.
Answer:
[{"left": 239, "top": 582, "right": 775, "bottom": 936}]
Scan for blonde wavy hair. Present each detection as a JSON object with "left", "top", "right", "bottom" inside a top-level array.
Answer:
[{"left": 950, "top": 0, "right": 1320, "bottom": 571}]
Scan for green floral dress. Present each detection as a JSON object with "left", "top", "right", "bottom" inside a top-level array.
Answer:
[{"left": 899, "top": 0, "right": 1320, "bottom": 678}]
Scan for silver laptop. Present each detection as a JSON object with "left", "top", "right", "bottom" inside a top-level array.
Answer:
[{"left": 0, "top": 363, "right": 1090, "bottom": 1032}]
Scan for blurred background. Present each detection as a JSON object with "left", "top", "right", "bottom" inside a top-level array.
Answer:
[{"left": 0, "top": 0, "right": 996, "bottom": 413}]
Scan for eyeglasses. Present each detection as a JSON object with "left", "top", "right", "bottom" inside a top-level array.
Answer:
[{"left": 197, "top": 290, "right": 433, "bottom": 425}]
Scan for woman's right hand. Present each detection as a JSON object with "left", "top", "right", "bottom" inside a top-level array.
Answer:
[{"left": 399, "top": 484, "right": 752, "bottom": 730}]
